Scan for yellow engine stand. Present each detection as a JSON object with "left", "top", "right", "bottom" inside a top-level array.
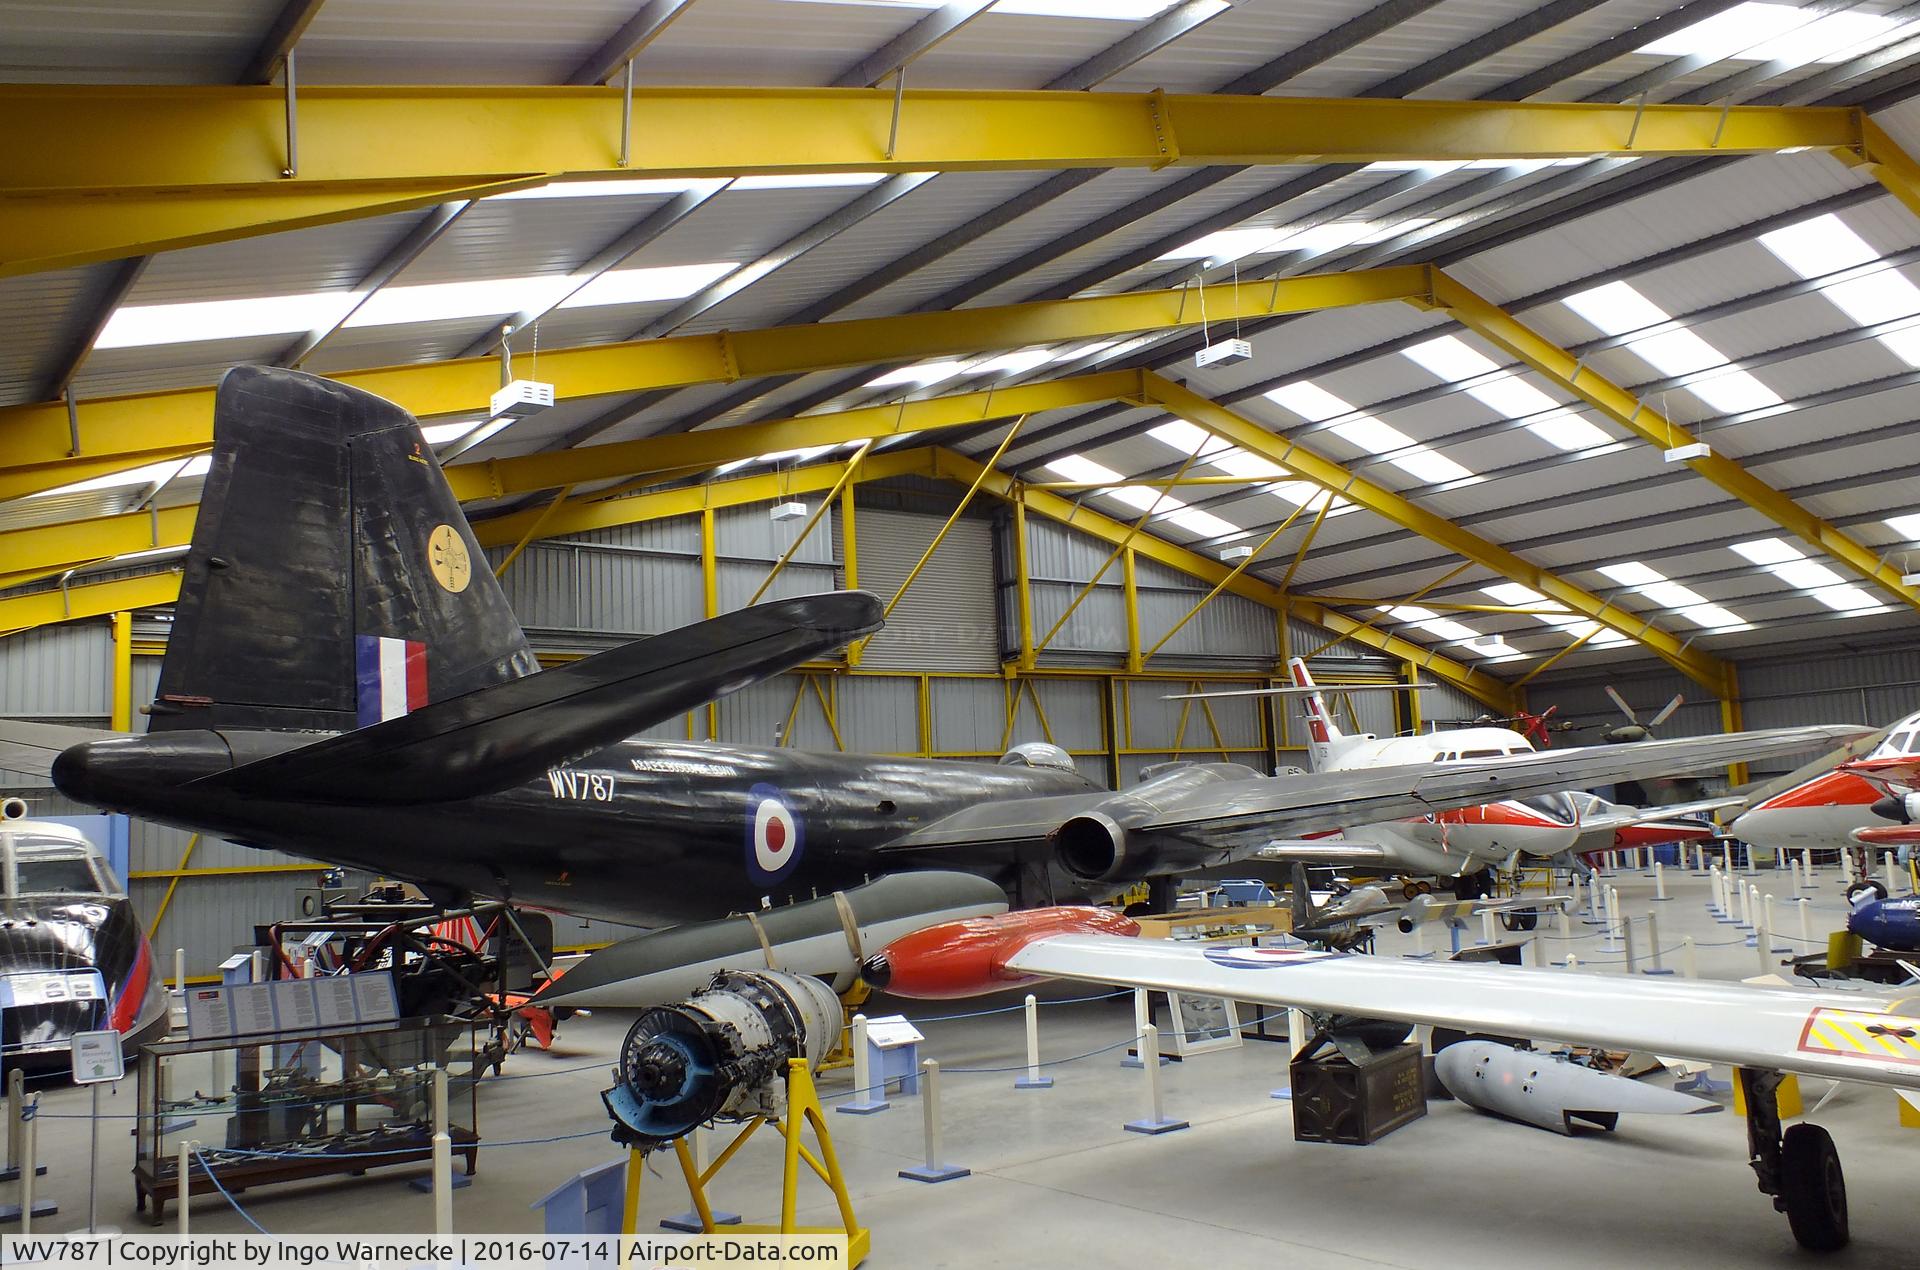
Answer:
[
  {"left": 622, "top": 1059, "right": 870, "bottom": 1267},
  {"left": 1733, "top": 1070, "right": 1803, "bottom": 1120},
  {"left": 818, "top": 982, "right": 872, "bottom": 1073}
]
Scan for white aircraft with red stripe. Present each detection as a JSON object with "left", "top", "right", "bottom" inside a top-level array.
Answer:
[
  {"left": 1249, "top": 659, "right": 1723, "bottom": 891},
  {"left": 1729, "top": 711, "right": 1920, "bottom": 856}
]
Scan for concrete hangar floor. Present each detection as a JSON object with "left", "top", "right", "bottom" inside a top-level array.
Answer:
[{"left": 30, "top": 868, "right": 1916, "bottom": 1268}]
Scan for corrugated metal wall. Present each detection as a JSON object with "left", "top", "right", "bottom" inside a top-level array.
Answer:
[{"left": 850, "top": 507, "right": 996, "bottom": 671}]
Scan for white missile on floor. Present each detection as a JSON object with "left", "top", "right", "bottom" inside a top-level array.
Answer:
[
  {"left": 1434, "top": 1040, "right": 1723, "bottom": 1134},
  {"left": 531, "top": 871, "right": 1008, "bottom": 1008},
  {"left": 1395, "top": 893, "right": 1572, "bottom": 934}
]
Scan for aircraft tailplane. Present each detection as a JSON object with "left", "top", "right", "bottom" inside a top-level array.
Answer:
[
  {"left": 149, "top": 367, "right": 538, "bottom": 733},
  {"left": 1285, "top": 657, "right": 1360, "bottom": 771}
]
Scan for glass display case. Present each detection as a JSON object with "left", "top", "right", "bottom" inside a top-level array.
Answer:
[{"left": 132, "top": 1015, "right": 480, "bottom": 1225}]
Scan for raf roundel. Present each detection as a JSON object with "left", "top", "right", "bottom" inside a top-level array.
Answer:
[{"left": 746, "top": 783, "right": 805, "bottom": 882}]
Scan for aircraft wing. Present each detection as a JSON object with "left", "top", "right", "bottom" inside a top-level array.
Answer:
[
  {"left": 0, "top": 719, "right": 126, "bottom": 781},
  {"left": 1003, "top": 934, "right": 1920, "bottom": 1090},
  {"left": 881, "top": 725, "right": 1864, "bottom": 864},
  {"left": 189, "top": 591, "right": 883, "bottom": 804}
]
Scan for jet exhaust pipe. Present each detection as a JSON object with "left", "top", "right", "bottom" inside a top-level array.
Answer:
[
  {"left": 1434, "top": 1041, "right": 1720, "bottom": 1134},
  {"left": 1054, "top": 811, "right": 1130, "bottom": 882},
  {"left": 0, "top": 797, "right": 26, "bottom": 820},
  {"left": 1869, "top": 792, "right": 1920, "bottom": 824},
  {"left": 602, "top": 969, "right": 841, "bottom": 1147}
]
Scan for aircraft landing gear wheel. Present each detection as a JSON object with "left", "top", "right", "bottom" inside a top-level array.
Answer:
[
  {"left": 1780, "top": 1123, "right": 1849, "bottom": 1252},
  {"left": 1845, "top": 879, "right": 1888, "bottom": 904},
  {"left": 1401, "top": 881, "right": 1422, "bottom": 901},
  {"left": 1501, "top": 909, "right": 1538, "bottom": 932},
  {"left": 1452, "top": 869, "right": 1494, "bottom": 901}
]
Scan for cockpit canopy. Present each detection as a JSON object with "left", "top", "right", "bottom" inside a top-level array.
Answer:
[
  {"left": 999, "top": 742, "right": 1077, "bottom": 774},
  {"left": 2, "top": 829, "right": 107, "bottom": 898}
]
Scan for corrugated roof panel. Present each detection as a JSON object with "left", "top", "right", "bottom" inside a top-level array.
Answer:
[
  {"left": 834, "top": 168, "right": 1233, "bottom": 320},
  {"left": 1709, "top": 380, "right": 1920, "bottom": 455},
  {"left": 672, "top": 172, "right": 1064, "bottom": 334},
  {"left": 1096, "top": 0, "right": 1383, "bottom": 94},
  {"left": 1449, "top": 154, "right": 1880, "bottom": 304},
  {"left": 383, "top": 195, "right": 689, "bottom": 288},
  {"left": 298, "top": 0, "right": 689, "bottom": 85},
  {"left": 72, "top": 335, "right": 297, "bottom": 398},
  {"left": 0, "top": 0, "right": 268, "bottom": 84},
  {"left": 296, "top": 314, "right": 510, "bottom": 375},
  {"left": 0, "top": 263, "right": 113, "bottom": 407},
  {"left": 1271, "top": 0, "right": 1553, "bottom": 99},
  {"left": 626, "top": 0, "right": 933, "bottom": 87},
  {"left": 1414, "top": 0, "right": 1678, "bottom": 98},
  {"left": 910, "top": 12, "right": 1133, "bottom": 89},
  {"left": 126, "top": 212, "right": 421, "bottom": 305}
]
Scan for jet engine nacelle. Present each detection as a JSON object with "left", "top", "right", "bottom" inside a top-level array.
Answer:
[
  {"left": 1052, "top": 762, "right": 1264, "bottom": 883},
  {"left": 1870, "top": 791, "right": 1920, "bottom": 824},
  {"left": 1054, "top": 811, "right": 1130, "bottom": 882}
]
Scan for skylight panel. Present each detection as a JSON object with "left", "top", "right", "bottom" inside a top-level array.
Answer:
[
  {"left": 1484, "top": 583, "right": 1549, "bottom": 607},
  {"left": 422, "top": 420, "right": 487, "bottom": 445},
  {"left": 1759, "top": 213, "right": 1920, "bottom": 368},
  {"left": 1044, "top": 455, "right": 1122, "bottom": 486},
  {"left": 1207, "top": 450, "right": 1290, "bottom": 481},
  {"left": 560, "top": 262, "right": 741, "bottom": 309},
  {"left": 1466, "top": 376, "right": 1558, "bottom": 418},
  {"left": 730, "top": 173, "right": 887, "bottom": 190},
  {"left": 1679, "top": 604, "right": 1750, "bottom": 630},
  {"left": 994, "top": 0, "right": 1186, "bottom": 17},
  {"left": 1772, "top": 559, "right": 1844, "bottom": 590},
  {"left": 1640, "top": 3, "right": 1838, "bottom": 61},
  {"left": 1388, "top": 449, "right": 1475, "bottom": 483},
  {"left": 1168, "top": 507, "right": 1241, "bottom": 538},
  {"left": 1600, "top": 561, "right": 1664, "bottom": 587},
  {"left": 1641, "top": 581, "right": 1708, "bottom": 609},
  {"left": 346, "top": 276, "right": 573, "bottom": 328},
  {"left": 491, "top": 179, "right": 727, "bottom": 200},
  {"left": 1157, "top": 228, "right": 1288, "bottom": 262},
  {"left": 1746, "top": 9, "right": 1905, "bottom": 63},
  {"left": 1731, "top": 537, "right": 1802, "bottom": 566},
  {"left": 865, "top": 359, "right": 971, "bottom": 388},
  {"left": 1421, "top": 617, "right": 1481, "bottom": 642},
  {"left": 1404, "top": 335, "right": 1495, "bottom": 382},
  {"left": 1525, "top": 411, "right": 1611, "bottom": 451},
  {"left": 96, "top": 292, "right": 359, "bottom": 349},
  {"left": 975, "top": 348, "right": 1055, "bottom": 377},
  {"left": 1265, "top": 381, "right": 1354, "bottom": 423},
  {"left": 1331, "top": 417, "right": 1412, "bottom": 452},
  {"left": 1146, "top": 419, "right": 1224, "bottom": 455},
  {"left": 1813, "top": 585, "right": 1888, "bottom": 613},
  {"left": 31, "top": 455, "right": 211, "bottom": 499},
  {"left": 1563, "top": 281, "right": 1780, "bottom": 414},
  {"left": 1885, "top": 513, "right": 1920, "bottom": 539}
]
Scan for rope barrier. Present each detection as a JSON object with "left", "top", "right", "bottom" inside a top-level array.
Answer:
[{"left": 193, "top": 1144, "right": 269, "bottom": 1235}]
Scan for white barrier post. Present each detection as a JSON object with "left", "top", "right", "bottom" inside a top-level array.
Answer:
[
  {"left": 1607, "top": 886, "right": 1624, "bottom": 951},
  {"left": 1722, "top": 843, "right": 1733, "bottom": 878},
  {"left": 1557, "top": 905, "right": 1572, "bottom": 946},
  {"left": 1765, "top": 894, "right": 1785, "bottom": 956},
  {"left": 1122, "top": 988, "right": 1158, "bottom": 1066},
  {"left": 1479, "top": 911, "right": 1497, "bottom": 947},
  {"left": 1016, "top": 994, "right": 1051, "bottom": 1090},
  {"left": 1756, "top": 899, "right": 1773, "bottom": 974},
  {"left": 1653, "top": 860, "right": 1669, "bottom": 901},
  {"left": 1747, "top": 844, "right": 1758, "bottom": 874},
  {"left": 899, "top": 1060, "right": 969, "bottom": 1181},
  {"left": 839, "top": 1013, "right": 887, "bottom": 1113},
  {"left": 1887, "top": 853, "right": 1902, "bottom": 895},
  {"left": 177, "top": 1140, "right": 191, "bottom": 1235},
  {"left": 1645, "top": 910, "right": 1669, "bottom": 974},
  {"left": 1681, "top": 936, "right": 1699, "bottom": 980},
  {"left": 19, "top": 1097, "right": 34, "bottom": 1235},
  {"left": 1565, "top": 954, "right": 1580, "bottom": 971},
  {"left": 1622, "top": 913, "right": 1639, "bottom": 972},
  {"left": 173, "top": 948, "right": 186, "bottom": 994},
  {"left": 1802, "top": 847, "right": 1815, "bottom": 884},
  {"left": 1799, "top": 893, "right": 1814, "bottom": 949},
  {"left": 431, "top": 1068, "right": 452, "bottom": 1236},
  {"left": 5, "top": 1067, "right": 20, "bottom": 1181},
  {"left": 1732, "top": 877, "right": 1748, "bottom": 928},
  {"left": 1123, "top": 1025, "right": 1188, "bottom": 1135}
]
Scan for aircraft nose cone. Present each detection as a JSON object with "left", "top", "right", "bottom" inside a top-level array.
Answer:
[
  {"left": 859, "top": 951, "right": 892, "bottom": 990},
  {"left": 51, "top": 740, "right": 117, "bottom": 806}
]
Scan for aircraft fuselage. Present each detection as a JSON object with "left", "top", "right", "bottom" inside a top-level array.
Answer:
[{"left": 54, "top": 732, "right": 1101, "bottom": 925}]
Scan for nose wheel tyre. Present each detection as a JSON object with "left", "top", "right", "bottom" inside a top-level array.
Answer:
[
  {"left": 1845, "top": 879, "right": 1888, "bottom": 904},
  {"left": 1781, "top": 1123, "right": 1849, "bottom": 1252}
]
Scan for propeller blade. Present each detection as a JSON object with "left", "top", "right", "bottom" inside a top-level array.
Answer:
[
  {"left": 1604, "top": 685, "right": 1638, "bottom": 723},
  {"left": 1649, "top": 694, "right": 1685, "bottom": 728}
]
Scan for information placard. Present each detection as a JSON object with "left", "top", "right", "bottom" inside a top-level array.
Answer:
[
  {"left": 229, "top": 981, "right": 278, "bottom": 1036},
  {"left": 864, "top": 1015, "right": 924, "bottom": 1049},
  {"left": 313, "top": 976, "right": 360, "bottom": 1029},
  {"left": 185, "top": 985, "right": 235, "bottom": 1040},
  {"left": 351, "top": 970, "right": 399, "bottom": 1022},
  {"left": 272, "top": 978, "right": 321, "bottom": 1031}
]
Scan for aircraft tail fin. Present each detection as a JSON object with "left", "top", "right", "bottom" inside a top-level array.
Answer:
[
  {"left": 149, "top": 367, "right": 538, "bottom": 733},
  {"left": 1286, "top": 657, "right": 1342, "bottom": 771}
]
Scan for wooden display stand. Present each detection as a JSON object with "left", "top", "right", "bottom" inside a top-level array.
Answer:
[{"left": 624, "top": 1059, "right": 869, "bottom": 1267}]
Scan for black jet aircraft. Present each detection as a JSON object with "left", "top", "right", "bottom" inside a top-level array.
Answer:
[{"left": 0, "top": 369, "right": 1864, "bottom": 928}]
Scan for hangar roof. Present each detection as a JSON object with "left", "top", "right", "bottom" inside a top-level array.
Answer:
[{"left": 5, "top": 0, "right": 1920, "bottom": 695}]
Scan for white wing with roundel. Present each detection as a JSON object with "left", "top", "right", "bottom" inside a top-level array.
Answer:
[{"left": 1002, "top": 934, "right": 1920, "bottom": 1090}]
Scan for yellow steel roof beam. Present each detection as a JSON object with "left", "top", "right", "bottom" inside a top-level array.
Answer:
[
  {"left": 1429, "top": 271, "right": 1920, "bottom": 615},
  {"left": 0, "top": 84, "right": 1867, "bottom": 276},
  {"left": 0, "top": 271, "right": 1419, "bottom": 497},
  {"left": 0, "top": 571, "right": 182, "bottom": 634},
  {"left": 0, "top": 373, "right": 1137, "bottom": 577},
  {"left": 926, "top": 447, "right": 1518, "bottom": 713},
  {"left": 1140, "top": 372, "right": 1735, "bottom": 697}
]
